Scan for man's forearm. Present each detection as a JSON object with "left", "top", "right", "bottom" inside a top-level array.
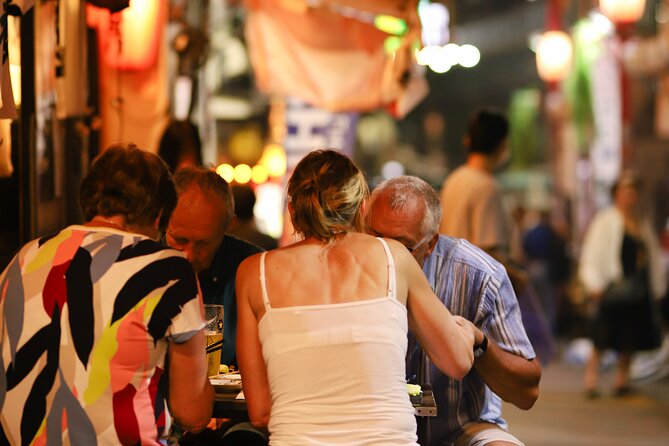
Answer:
[{"left": 474, "top": 341, "right": 541, "bottom": 410}]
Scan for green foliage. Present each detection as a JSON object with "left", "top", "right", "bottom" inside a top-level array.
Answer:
[
  {"left": 508, "top": 88, "right": 541, "bottom": 169},
  {"left": 563, "top": 19, "right": 600, "bottom": 154}
]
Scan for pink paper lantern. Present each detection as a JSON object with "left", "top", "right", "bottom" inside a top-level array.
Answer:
[{"left": 599, "top": 0, "right": 646, "bottom": 24}]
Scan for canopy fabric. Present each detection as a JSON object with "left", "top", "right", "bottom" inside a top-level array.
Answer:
[
  {"left": 244, "top": 0, "right": 425, "bottom": 114},
  {"left": 254, "top": 0, "right": 417, "bottom": 20}
]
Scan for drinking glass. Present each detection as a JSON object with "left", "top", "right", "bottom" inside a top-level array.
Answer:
[{"left": 204, "top": 304, "right": 224, "bottom": 376}]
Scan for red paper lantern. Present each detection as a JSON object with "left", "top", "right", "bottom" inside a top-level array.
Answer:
[
  {"left": 87, "top": 0, "right": 130, "bottom": 14},
  {"left": 87, "top": 0, "right": 163, "bottom": 71}
]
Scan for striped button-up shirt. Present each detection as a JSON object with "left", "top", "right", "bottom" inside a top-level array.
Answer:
[{"left": 407, "top": 235, "right": 535, "bottom": 445}]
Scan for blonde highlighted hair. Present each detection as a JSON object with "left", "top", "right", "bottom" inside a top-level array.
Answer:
[{"left": 288, "top": 149, "right": 368, "bottom": 242}]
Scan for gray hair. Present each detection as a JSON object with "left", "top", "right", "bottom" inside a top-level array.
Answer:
[
  {"left": 173, "top": 165, "right": 235, "bottom": 230},
  {"left": 371, "top": 176, "right": 442, "bottom": 237}
]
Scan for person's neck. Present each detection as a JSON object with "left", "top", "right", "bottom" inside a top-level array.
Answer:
[
  {"left": 86, "top": 215, "right": 128, "bottom": 231},
  {"left": 466, "top": 153, "right": 496, "bottom": 173}
]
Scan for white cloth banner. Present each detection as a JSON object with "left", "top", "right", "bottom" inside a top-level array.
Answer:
[
  {"left": 56, "top": 0, "right": 87, "bottom": 119},
  {"left": 589, "top": 36, "right": 622, "bottom": 199}
]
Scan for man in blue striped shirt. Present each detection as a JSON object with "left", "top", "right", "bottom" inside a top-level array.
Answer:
[{"left": 368, "top": 176, "right": 540, "bottom": 446}]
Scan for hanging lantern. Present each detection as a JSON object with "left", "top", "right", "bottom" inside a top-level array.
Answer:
[
  {"left": 536, "top": 30, "right": 573, "bottom": 82},
  {"left": 599, "top": 0, "right": 646, "bottom": 24},
  {"left": 87, "top": 0, "right": 163, "bottom": 71},
  {"left": 536, "top": 0, "right": 573, "bottom": 83}
]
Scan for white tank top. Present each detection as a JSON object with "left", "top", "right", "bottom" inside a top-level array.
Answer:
[{"left": 257, "top": 238, "right": 418, "bottom": 446}]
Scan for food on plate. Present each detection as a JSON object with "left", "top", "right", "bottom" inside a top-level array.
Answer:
[
  {"left": 406, "top": 384, "right": 422, "bottom": 396},
  {"left": 406, "top": 383, "right": 423, "bottom": 405}
]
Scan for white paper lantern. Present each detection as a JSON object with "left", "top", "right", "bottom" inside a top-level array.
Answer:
[
  {"left": 536, "top": 30, "right": 573, "bottom": 82},
  {"left": 599, "top": 0, "right": 646, "bottom": 24}
]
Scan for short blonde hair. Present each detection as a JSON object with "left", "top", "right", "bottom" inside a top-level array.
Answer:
[{"left": 288, "top": 149, "right": 368, "bottom": 242}]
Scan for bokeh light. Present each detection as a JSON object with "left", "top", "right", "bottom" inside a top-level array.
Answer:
[
  {"left": 234, "top": 164, "right": 253, "bottom": 184},
  {"left": 216, "top": 163, "right": 235, "bottom": 183},
  {"left": 251, "top": 165, "right": 269, "bottom": 184}
]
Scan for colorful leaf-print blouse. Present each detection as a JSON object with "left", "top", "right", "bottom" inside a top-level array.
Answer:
[{"left": 0, "top": 226, "right": 205, "bottom": 445}]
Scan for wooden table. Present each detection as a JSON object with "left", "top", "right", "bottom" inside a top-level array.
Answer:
[
  {"left": 212, "top": 383, "right": 437, "bottom": 420},
  {"left": 213, "top": 389, "right": 249, "bottom": 421}
]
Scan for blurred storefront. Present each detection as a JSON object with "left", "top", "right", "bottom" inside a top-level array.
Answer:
[{"left": 1, "top": 0, "right": 668, "bottom": 268}]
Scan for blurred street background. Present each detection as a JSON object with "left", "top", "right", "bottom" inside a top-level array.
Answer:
[{"left": 504, "top": 340, "right": 669, "bottom": 446}]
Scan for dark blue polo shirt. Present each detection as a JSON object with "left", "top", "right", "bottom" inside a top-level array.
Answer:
[{"left": 198, "top": 234, "right": 263, "bottom": 367}]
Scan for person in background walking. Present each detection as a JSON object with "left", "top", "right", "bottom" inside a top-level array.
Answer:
[
  {"left": 439, "top": 106, "right": 555, "bottom": 364},
  {"left": 439, "top": 107, "right": 511, "bottom": 261},
  {"left": 579, "top": 170, "right": 667, "bottom": 398}
]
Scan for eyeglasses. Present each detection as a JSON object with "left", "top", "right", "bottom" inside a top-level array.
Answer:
[
  {"left": 369, "top": 228, "right": 432, "bottom": 253},
  {"left": 404, "top": 234, "right": 432, "bottom": 253}
]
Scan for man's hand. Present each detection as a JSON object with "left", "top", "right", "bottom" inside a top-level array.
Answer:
[
  {"left": 451, "top": 317, "right": 540, "bottom": 410},
  {"left": 473, "top": 338, "right": 541, "bottom": 410}
]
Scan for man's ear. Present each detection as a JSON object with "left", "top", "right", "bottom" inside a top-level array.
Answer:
[
  {"left": 154, "top": 210, "right": 163, "bottom": 229},
  {"left": 425, "top": 233, "right": 439, "bottom": 257},
  {"left": 287, "top": 201, "right": 294, "bottom": 220}
]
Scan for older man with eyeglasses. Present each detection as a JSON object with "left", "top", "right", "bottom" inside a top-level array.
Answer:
[{"left": 367, "top": 175, "right": 541, "bottom": 446}]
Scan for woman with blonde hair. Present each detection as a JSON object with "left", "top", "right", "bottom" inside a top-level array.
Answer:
[{"left": 236, "top": 149, "right": 479, "bottom": 445}]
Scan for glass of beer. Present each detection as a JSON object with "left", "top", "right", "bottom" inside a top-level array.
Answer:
[{"left": 204, "top": 304, "right": 224, "bottom": 377}]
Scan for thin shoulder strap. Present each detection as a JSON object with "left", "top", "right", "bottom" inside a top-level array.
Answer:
[
  {"left": 259, "top": 252, "right": 272, "bottom": 311},
  {"left": 376, "top": 237, "right": 397, "bottom": 299}
]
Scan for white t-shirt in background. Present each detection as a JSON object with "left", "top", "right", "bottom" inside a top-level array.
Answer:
[{"left": 439, "top": 166, "right": 510, "bottom": 252}]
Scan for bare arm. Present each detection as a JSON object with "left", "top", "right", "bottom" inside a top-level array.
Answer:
[
  {"left": 394, "top": 241, "right": 475, "bottom": 380},
  {"left": 236, "top": 255, "right": 272, "bottom": 429},
  {"left": 168, "top": 331, "right": 215, "bottom": 432},
  {"left": 474, "top": 341, "right": 541, "bottom": 410}
]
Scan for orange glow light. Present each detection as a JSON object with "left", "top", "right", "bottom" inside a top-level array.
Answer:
[
  {"left": 259, "top": 144, "right": 287, "bottom": 178},
  {"left": 216, "top": 164, "right": 235, "bottom": 183},
  {"left": 536, "top": 30, "right": 573, "bottom": 82},
  {"left": 252, "top": 165, "right": 269, "bottom": 184},
  {"left": 599, "top": 0, "right": 646, "bottom": 24},
  {"left": 234, "top": 164, "right": 253, "bottom": 184},
  {"left": 87, "top": 0, "right": 163, "bottom": 71}
]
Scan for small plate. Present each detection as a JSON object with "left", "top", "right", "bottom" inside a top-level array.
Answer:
[
  {"left": 410, "top": 391, "right": 424, "bottom": 405},
  {"left": 210, "top": 373, "right": 242, "bottom": 392}
]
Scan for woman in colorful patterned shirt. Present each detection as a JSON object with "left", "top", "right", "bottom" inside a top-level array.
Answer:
[{"left": 0, "top": 143, "right": 214, "bottom": 445}]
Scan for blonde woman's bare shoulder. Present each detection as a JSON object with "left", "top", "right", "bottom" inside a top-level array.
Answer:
[
  {"left": 375, "top": 236, "right": 409, "bottom": 255},
  {"left": 237, "top": 251, "right": 263, "bottom": 279},
  {"left": 347, "top": 231, "right": 382, "bottom": 244},
  {"left": 378, "top": 237, "right": 418, "bottom": 270}
]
